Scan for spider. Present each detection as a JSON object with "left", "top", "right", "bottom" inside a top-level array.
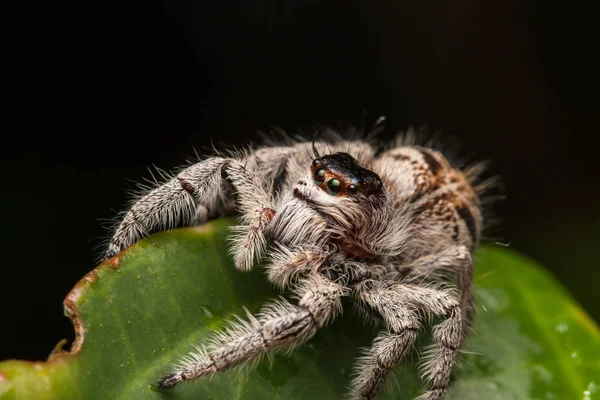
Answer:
[{"left": 104, "top": 124, "right": 489, "bottom": 400}]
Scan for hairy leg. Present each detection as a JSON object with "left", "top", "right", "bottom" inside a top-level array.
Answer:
[
  {"left": 389, "top": 245, "right": 474, "bottom": 340},
  {"left": 265, "top": 243, "right": 331, "bottom": 288},
  {"left": 399, "top": 285, "right": 462, "bottom": 400},
  {"left": 105, "top": 157, "right": 277, "bottom": 270},
  {"left": 105, "top": 175, "right": 197, "bottom": 259},
  {"left": 157, "top": 274, "right": 344, "bottom": 388},
  {"left": 350, "top": 281, "right": 462, "bottom": 400},
  {"left": 349, "top": 280, "right": 421, "bottom": 400},
  {"left": 191, "top": 184, "right": 236, "bottom": 225}
]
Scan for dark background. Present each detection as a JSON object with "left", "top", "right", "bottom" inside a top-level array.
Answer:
[{"left": 2, "top": 0, "right": 599, "bottom": 361}]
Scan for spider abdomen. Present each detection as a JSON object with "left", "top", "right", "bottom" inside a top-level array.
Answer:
[{"left": 374, "top": 146, "right": 483, "bottom": 255}]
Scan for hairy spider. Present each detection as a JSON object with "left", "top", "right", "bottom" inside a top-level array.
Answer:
[{"left": 104, "top": 124, "right": 490, "bottom": 400}]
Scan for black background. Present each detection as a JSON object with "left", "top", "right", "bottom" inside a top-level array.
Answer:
[{"left": 3, "top": 0, "right": 599, "bottom": 362}]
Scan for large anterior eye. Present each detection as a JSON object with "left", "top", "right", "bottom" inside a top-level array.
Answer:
[
  {"left": 313, "top": 168, "right": 326, "bottom": 184},
  {"left": 327, "top": 178, "right": 342, "bottom": 195}
]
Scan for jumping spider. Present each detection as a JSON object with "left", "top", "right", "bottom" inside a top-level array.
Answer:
[{"left": 104, "top": 125, "right": 488, "bottom": 400}]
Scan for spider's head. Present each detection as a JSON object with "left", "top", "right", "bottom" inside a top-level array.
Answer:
[
  {"left": 309, "top": 152, "right": 384, "bottom": 197},
  {"left": 291, "top": 152, "right": 390, "bottom": 259},
  {"left": 289, "top": 151, "right": 391, "bottom": 259},
  {"left": 292, "top": 152, "right": 387, "bottom": 233}
]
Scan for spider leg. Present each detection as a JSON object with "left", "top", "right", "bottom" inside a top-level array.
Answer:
[
  {"left": 349, "top": 281, "right": 462, "bottom": 400},
  {"left": 389, "top": 245, "right": 474, "bottom": 340},
  {"left": 348, "top": 280, "right": 421, "bottom": 400},
  {"left": 157, "top": 274, "right": 344, "bottom": 388},
  {"left": 191, "top": 183, "right": 236, "bottom": 225},
  {"left": 265, "top": 243, "right": 330, "bottom": 288},
  {"left": 105, "top": 157, "right": 276, "bottom": 271},
  {"left": 399, "top": 284, "right": 462, "bottom": 400}
]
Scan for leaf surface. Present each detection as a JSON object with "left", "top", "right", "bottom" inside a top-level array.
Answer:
[{"left": 1, "top": 219, "right": 598, "bottom": 400}]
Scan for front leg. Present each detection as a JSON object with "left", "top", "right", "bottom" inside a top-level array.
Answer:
[
  {"left": 265, "top": 243, "right": 331, "bottom": 288},
  {"left": 187, "top": 159, "right": 276, "bottom": 271},
  {"left": 105, "top": 157, "right": 276, "bottom": 271},
  {"left": 157, "top": 274, "right": 344, "bottom": 388}
]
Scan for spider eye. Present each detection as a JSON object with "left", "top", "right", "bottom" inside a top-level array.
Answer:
[
  {"left": 313, "top": 168, "right": 326, "bottom": 184},
  {"left": 348, "top": 184, "right": 358, "bottom": 194},
  {"left": 327, "top": 178, "right": 342, "bottom": 195},
  {"left": 312, "top": 159, "right": 321, "bottom": 168}
]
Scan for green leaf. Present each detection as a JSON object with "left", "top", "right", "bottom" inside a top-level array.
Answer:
[{"left": 1, "top": 219, "right": 599, "bottom": 400}]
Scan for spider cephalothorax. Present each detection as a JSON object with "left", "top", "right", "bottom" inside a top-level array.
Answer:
[{"left": 104, "top": 126, "right": 489, "bottom": 400}]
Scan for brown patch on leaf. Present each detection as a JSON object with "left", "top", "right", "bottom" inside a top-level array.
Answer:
[
  {"left": 0, "top": 253, "right": 124, "bottom": 366},
  {"left": 59, "top": 269, "right": 98, "bottom": 357},
  {"left": 105, "top": 254, "right": 121, "bottom": 269},
  {"left": 46, "top": 254, "right": 123, "bottom": 362},
  {"left": 0, "top": 370, "right": 7, "bottom": 382}
]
